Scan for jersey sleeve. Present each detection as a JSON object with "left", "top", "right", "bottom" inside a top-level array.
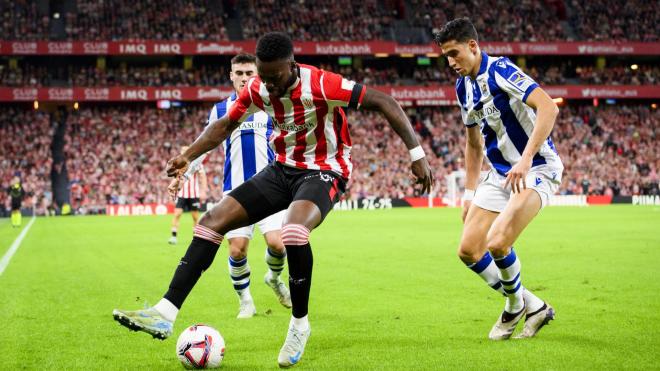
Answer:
[
  {"left": 228, "top": 79, "right": 259, "bottom": 123},
  {"left": 491, "top": 58, "right": 539, "bottom": 103},
  {"left": 321, "top": 70, "right": 366, "bottom": 109},
  {"left": 455, "top": 78, "right": 476, "bottom": 128}
]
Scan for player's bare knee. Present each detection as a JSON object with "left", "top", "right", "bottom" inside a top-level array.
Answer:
[
  {"left": 457, "top": 244, "right": 483, "bottom": 264},
  {"left": 486, "top": 235, "right": 510, "bottom": 257},
  {"left": 265, "top": 234, "right": 286, "bottom": 253},
  {"left": 228, "top": 239, "right": 248, "bottom": 260},
  {"left": 281, "top": 224, "right": 310, "bottom": 247}
]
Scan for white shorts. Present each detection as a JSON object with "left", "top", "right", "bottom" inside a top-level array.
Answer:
[
  {"left": 225, "top": 209, "right": 286, "bottom": 240},
  {"left": 473, "top": 165, "right": 562, "bottom": 213}
]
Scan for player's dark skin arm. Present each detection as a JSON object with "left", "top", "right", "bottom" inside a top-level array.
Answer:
[
  {"left": 165, "top": 115, "right": 241, "bottom": 199},
  {"left": 359, "top": 87, "right": 434, "bottom": 193},
  {"left": 166, "top": 115, "right": 240, "bottom": 178}
]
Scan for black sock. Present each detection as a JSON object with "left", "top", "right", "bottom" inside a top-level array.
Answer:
[
  {"left": 286, "top": 243, "right": 313, "bottom": 318},
  {"left": 172, "top": 230, "right": 177, "bottom": 237},
  {"left": 164, "top": 237, "right": 220, "bottom": 308}
]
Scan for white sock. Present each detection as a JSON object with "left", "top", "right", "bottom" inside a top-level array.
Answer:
[
  {"left": 239, "top": 287, "right": 253, "bottom": 302},
  {"left": 494, "top": 248, "right": 524, "bottom": 313},
  {"left": 153, "top": 298, "right": 178, "bottom": 322},
  {"left": 466, "top": 251, "right": 505, "bottom": 294},
  {"left": 523, "top": 289, "right": 545, "bottom": 313},
  {"left": 290, "top": 315, "right": 309, "bottom": 331}
]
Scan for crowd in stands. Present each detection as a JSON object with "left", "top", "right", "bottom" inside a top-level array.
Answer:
[
  {"left": 63, "top": 105, "right": 216, "bottom": 209},
  {"left": 411, "top": 0, "right": 567, "bottom": 42},
  {"left": 0, "top": 107, "right": 53, "bottom": 216},
  {"left": 0, "top": 1, "right": 50, "bottom": 41},
  {"left": 2, "top": 0, "right": 659, "bottom": 42},
  {"left": 2, "top": 62, "right": 656, "bottom": 87},
  {"left": 554, "top": 104, "right": 658, "bottom": 196},
  {"left": 568, "top": 0, "right": 658, "bottom": 42},
  {"left": 64, "top": 0, "right": 228, "bottom": 41},
  {"left": 240, "top": 0, "right": 398, "bottom": 41},
  {"left": 3, "top": 102, "right": 657, "bottom": 215}
]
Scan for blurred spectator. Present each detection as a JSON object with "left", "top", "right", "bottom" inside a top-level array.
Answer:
[
  {"left": 240, "top": 0, "right": 396, "bottom": 41},
  {"left": 1, "top": 103, "right": 657, "bottom": 211},
  {"left": 64, "top": 0, "right": 228, "bottom": 41},
  {"left": 0, "top": 107, "right": 53, "bottom": 216},
  {"left": 2, "top": 0, "right": 657, "bottom": 42},
  {"left": 63, "top": 105, "right": 226, "bottom": 209},
  {"left": 569, "top": 0, "right": 658, "bottom": 42},
  {"left": 412, "top": 0, "right": 567, "bottom": 42},
  {"left": 0, "top": 1, "right": 50, "bottom": 41}
]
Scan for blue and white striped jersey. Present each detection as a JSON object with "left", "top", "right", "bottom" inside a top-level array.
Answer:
[
  {"left": 208, "top": 92, "right": 274, "bottom": 192},
  {"left": 456, "top": 52, "right": 563, "bottom": 176}
]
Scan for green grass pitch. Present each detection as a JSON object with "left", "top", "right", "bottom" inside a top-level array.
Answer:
[{"left": 0, "top": 206, "right": 659, "bottom": 370}]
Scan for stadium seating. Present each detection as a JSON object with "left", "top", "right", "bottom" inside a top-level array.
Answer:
[
  {"left": 0, "top": 107, "right": 53, "bottom": 215},
  {"left": 2, "top": 0, "right": 657, "bottom": 42},
  {"left": 2, "top": 62, "right": 656, "bottom": 87},
  {"left": 4, "top": 102, "right": 657, "bottom": 215}
]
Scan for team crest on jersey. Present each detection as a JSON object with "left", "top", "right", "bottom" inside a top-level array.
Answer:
[{"left": 301, "top": 96, "right": 314, "bottom": 109}]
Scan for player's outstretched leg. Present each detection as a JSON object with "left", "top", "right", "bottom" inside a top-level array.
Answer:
[
  {"left": 277, "top": 221, "right": 314, "bottom": 368},
  {"left": 114, "top": 196, "right": 250, "bottom": 340},
  {"left": 114, "top": 224, "right": 223, "bottom": 339},
  {"left": 264, "top": 230, "right": 292, "bottom": 308}
]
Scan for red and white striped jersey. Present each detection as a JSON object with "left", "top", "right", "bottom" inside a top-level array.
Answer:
[
  {"left": 227, "top": 63, "right": 367, "bottom": 180},
  {"left": 177, "top": 167, "right": 204, "bottom": 199}
]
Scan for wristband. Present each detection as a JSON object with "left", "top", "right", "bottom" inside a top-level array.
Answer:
[
  {"left": 409, "top": 145, "right": 426, "bottom": 162},
  {"left": 462, "top": 189, "right": 475, "bottom": 201}
]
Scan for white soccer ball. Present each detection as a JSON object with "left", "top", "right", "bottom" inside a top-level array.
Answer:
[{"left": 176, "top": 324, "right": 225, "bottom": 369}]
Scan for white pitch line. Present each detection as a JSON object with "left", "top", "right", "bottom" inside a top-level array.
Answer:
[{"left": 0, "top": 216, "right": 36, "bottom": 276}]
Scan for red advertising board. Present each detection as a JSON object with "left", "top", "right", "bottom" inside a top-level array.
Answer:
[
  {"left": 106, "top": 203, "right": 175, "bottom": 216},
  {"left": 1, "top": 86, "right": 657, "bottom": 104},
  {"left": 1, "top": 41, "right": 659, "bottom": 56}
]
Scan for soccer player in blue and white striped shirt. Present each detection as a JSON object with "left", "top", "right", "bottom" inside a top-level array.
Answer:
[
  {"left": 435, "top": 18, "right": 563, "bottom": 340},
  {"left": 200, "top": 54, "right": 291, "bottom": 318}
]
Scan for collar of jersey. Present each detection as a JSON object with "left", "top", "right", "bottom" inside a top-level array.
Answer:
[{"left": 477, "top": 51, "right": 489, "bottom": 76}]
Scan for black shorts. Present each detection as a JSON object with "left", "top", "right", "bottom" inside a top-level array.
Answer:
[
  {"left": 229, "top": 162, "right": 346, "bottom": 226},
  {"left": 175, "top": 197, "right": 201, "bottom": 212},
  {"left": 11, "top": 199, "right": 21, "bottom": 211}
]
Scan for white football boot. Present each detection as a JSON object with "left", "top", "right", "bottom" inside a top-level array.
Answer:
[
  {"left": 514, "top": 303, "right": 555, "bottom": 338},
  {"left": 236, "top": 296, "right": 256, "bottom": 319},
  {"left": 277, "top": 324, "right": 311, "bottom": 368},
  {"left": 489, "top": 305, "right": 526, "bottom": 340},
  {"left": 265, "top": 272, "right": 292, "bottom": 308}
]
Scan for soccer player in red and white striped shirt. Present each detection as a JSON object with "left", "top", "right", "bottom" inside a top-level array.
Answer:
[
  {"left": 168, "top": 146, "right": 207, "bottom": 245},
  {"left": 114, "top": 32, "right": 433, "bottom": 368}
]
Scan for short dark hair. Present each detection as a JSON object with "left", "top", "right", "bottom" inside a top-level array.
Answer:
[
  {"left": 231, "top": 53, "right": 256, "bottom": 65},
  {"left": 433, "top": 17, "right": 479, "bottom": 45},
  {"left": 256, "top": 32, "right": 294, "bottom": 62}
]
